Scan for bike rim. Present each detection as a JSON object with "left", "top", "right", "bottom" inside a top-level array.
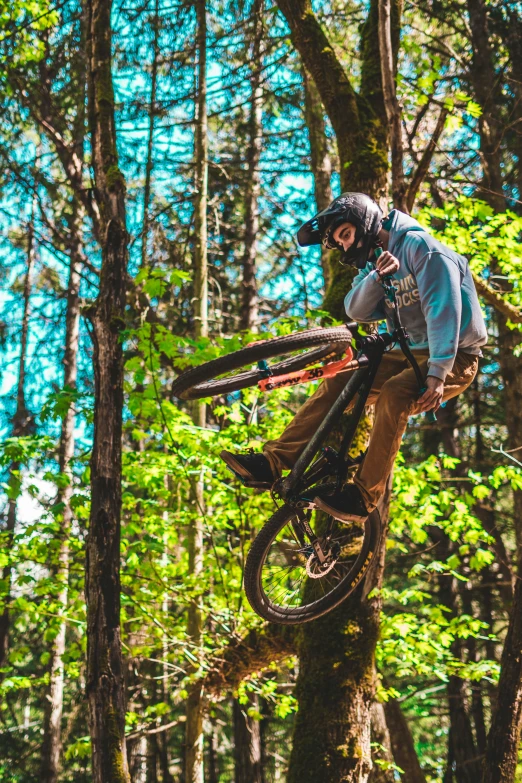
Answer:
[{"left": 259, "top": 508, "right": 368, "bottom": 613}]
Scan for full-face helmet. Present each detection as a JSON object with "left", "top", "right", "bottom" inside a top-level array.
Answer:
[{"left": 297, "top": 192, "right": 383, "bottom": 269}]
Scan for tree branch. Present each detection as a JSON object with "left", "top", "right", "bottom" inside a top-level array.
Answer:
[
  {"left": 275, "top": 0, "right": 359, "bottom": 178},
  {"left": 203, "top": 624, "right": 297, "bottom": 697},
  {"left": 406, "top": 106, "right": 448, "bottom": 212},
  {"left": 472, "top": 273, "right": 522, "bottom": 324}
]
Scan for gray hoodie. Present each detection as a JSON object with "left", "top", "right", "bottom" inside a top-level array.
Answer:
[{"left": 344, "top": 209, "right": 487, "bottom": 381}]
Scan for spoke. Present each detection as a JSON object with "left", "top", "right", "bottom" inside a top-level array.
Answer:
[
  {"left": 264, "top": 569, "right": 298, "bottom": 592},
  {"left": 265, "top": 571, "right": 306, "bottom": 604},
  {"left": 271, "top": 580, "right": 305, "bottom": 606}
]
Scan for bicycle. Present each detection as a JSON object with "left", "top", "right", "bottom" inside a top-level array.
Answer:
[{"left": 172, "top": 254, "right": 434, "bottom": 625}]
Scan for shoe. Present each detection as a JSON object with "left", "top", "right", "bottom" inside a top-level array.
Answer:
[
  {"left": 313, "top": 483, "right": 369, "bottom": 523},
  {"left": 220, "top": 450, "right": 275, "bottom": 490}
]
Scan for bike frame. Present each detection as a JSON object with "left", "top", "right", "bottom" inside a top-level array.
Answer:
[
  {"left": 278, "top": 328, "right": 393, "bottom": 503},
  {"left": 277, "top": 260, "right": 433, "bottom": 504}
]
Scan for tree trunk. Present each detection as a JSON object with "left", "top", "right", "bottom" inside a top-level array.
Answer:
[
  {"left": 185, "top": 1, "right": 207, "bottom": 780},
  {"left": 302, "top": 66, "right": 333, "bottom": 289},
  {"left": 0, "top": 217, "right": 35, "bottom": 667},
  {"left": 466, "top": 0, "right": 505, "bottom": 211},
  {"left": 378, "top": 0, "right": 406, "bottom": 210},
  {"left": 40, "top": 214, "right": 81, "bottom": 783},
  {"left": 240, "top": 0, "right": 263, "bottom": 331},
  {"left": 435, "top": 537, "right": 481, "bottom": 783},
  {"left": 85, "top": 0, "right": 130, "bottom": 779},
  {"left": 464, "top": 6, "right": 522, "bottom": 781},
  {"left": 142, "top": 0, "right": 160, "bottom": 266},
  {"left": 275, "top": 0, "right": 397, "bottom": 319},
  {"left": 482, "top": 575, "right": 522, "bottom": 783},
  {"left": 274, "top": 5, "right": 394, "bottom": 780},
  {"left": 287, "top": 482, "right": 392, "bottom": 783},
  {"left": 233, "top": 694, "right": 263, "bottom": 783},
  {"left": 430, "top": 403, "right": 481, "bottom": 783},
  {"left": 368, "top": 702, "right": 395, "bottom": 783},
  {"left": 206, "top": 712, "right": 219, "bottom": 783},
  {"left": 383, "top": 698, "right": 427, "bottom": 783}
]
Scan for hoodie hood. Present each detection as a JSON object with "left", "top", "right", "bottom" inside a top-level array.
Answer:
[{"left": 384, "top": 209, "right": 426, "bottom": 256}]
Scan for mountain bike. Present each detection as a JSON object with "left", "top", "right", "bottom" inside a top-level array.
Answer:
[{"left": 172, "top": 259, "right": 433, "bottom": 624}]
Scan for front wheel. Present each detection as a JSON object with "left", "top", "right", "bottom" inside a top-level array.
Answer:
[
  {"left": 244, "top": 500, "right": 381, "bottom": 625},
  {"left": 171, "top": 327, "right": 353, "bottom": 400}
]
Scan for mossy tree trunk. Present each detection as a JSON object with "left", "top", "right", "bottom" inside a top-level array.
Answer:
[
  {"left": 275, "top": 0, "right": 398, "bottom": 320},
  {"left": 286, "top": 487, "right": 392, "bottom": 783},
  {"left": 274, "top": 2, "right": 397, "bottom": 780},
  {"left": 85, "top": 0, "right": 131, "bottom": 779}
]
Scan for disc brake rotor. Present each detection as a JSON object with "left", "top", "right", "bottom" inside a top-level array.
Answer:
[{"left": 306, "top": 550, "right": 338, "bottom": 579}]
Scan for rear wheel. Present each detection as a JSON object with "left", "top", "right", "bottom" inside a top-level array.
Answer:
[
  {"left": 172, "top": 327, "right": 353, "bottom": 400},
  {"left": 244, "top": 498, "right": 381, "bottom": 625}
]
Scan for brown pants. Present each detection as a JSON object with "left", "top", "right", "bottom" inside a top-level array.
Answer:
[{"left": 264, "top": 350, "right": 478, "bottom": 510}]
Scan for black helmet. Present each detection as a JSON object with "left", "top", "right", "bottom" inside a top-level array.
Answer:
[{"left": 297, "top": 192, "right": 383, "bottom": 269}]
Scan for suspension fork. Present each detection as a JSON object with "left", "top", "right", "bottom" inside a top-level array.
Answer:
[{"left": 294, "top": 510, "right": 328, "bottom": 564}]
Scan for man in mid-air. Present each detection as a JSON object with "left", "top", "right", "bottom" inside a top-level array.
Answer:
[{"left": 221, "top": 193, "right": 487, "bottom": 522}]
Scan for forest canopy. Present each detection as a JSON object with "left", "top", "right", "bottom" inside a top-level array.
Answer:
[{"left": 1, "top": 0, "right": 522, "bottom": 781}]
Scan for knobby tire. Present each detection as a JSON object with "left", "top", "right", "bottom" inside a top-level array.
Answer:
[
  {"left": 172, "top": 327, "right": 352, "bottom": 400},
  {"left": 244, "top": 504, "right": 381, "bottom": 624}
]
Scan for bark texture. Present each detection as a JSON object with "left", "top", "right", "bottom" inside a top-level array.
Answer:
[
  {"left": 233, "top": 694, "right": 263, "bottom": 783},
  {"left": 368, "top": 702, "right": 395, "bottom": 783},
  {"left": 383, "top": 698, "right": 427, "bottom": 783},
  {"left": 276, "top": 0, "right": 397, "bottom": 319},
  {"left": 286, "top": 484, "right": 392, "bottom": 783},
  {"left": 465, "top": 5, "right": 522, "bottom": 781},
  {"left": 378, "top": 0, "right": 406, "bottom": 210},
  {"left": 482, "top": 576, "right": 522, "bottom": 783},
  {"left": 240, "top": 0, "right": 263, "bottom": 331},
  {"left": 302, "top": 66, "right": 333, "bottom": 289},
  {"left": 85, "top": 0, "right": 130, "bottom": 779}
]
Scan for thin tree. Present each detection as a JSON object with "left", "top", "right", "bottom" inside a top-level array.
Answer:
[
  {"left": 302, "top": 66, "right": 333, "bottom": 289},
  {"left": 84, "top": 0, "right": 131, "bottom": 778},
  {"left": 40, "top": 208, "right": 82, "bottom": 783},
  {"left": 0, "top": 213, "right": 35, "bottom": 667},
  {"left": 185, "top": 0, "right": 208, "bottom": 779},
  {"left": 142, "top": 0, "right": 160, "bottom": 267},
  {"left": 240, "top": 0, "right": 264, "bottom": 331},
  {"left": 39, "top": 16, "right": 88, "bottom": 775}
]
